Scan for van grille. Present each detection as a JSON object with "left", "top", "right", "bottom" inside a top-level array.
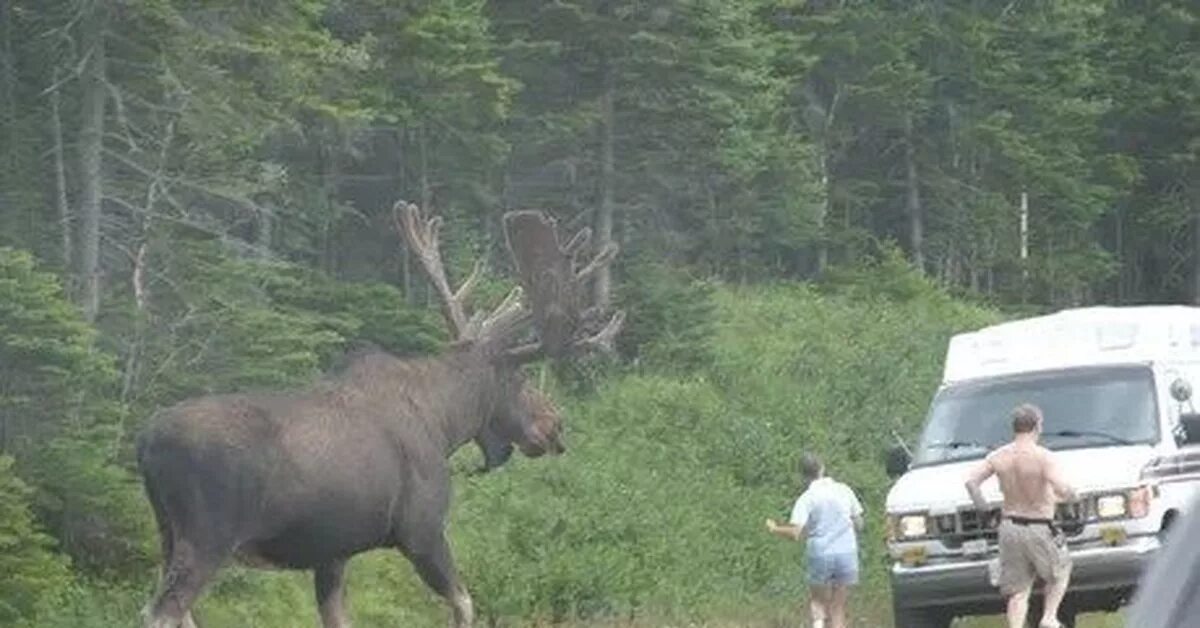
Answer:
[{"left": 934, "top": 503, "right": 1084, "bottom": 549}]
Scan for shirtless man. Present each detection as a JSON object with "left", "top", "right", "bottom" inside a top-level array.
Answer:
[{"left": 964, "top": 403, "right": 1077, "bottom": 628}]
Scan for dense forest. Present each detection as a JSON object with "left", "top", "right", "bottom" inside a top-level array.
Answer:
[{"left": 0, "top": 1, "right": 1196, "bottom": 626}]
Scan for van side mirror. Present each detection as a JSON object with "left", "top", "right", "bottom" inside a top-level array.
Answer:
[
  {"left": 885, "top": 445, "right": 911, "bottom": 478},
  {"left": 1171, "top": 379, "right": 1193, "bottom": 403},
  {"left": 1180, "top": 413, "right": 1200, "bottom": 446}
]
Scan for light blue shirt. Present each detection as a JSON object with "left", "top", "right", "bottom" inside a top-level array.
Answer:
[{"left": 789, "top": 476, "right": 864, "bottom": 556}]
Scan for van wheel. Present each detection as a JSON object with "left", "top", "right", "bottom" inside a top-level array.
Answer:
[{"left": 892, "top": 605, "right": 951, "bottom": 628}]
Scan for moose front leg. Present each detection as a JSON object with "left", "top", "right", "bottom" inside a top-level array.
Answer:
[
  {"left": 400, "top": 534, "right": 474, "bottom": 628},
  {"left": 314, "top": 559, "right": 351, "bottom": 628}
]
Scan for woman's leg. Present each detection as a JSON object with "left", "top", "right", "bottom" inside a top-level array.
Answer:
[
  {"left": 809, "top": 584, "right": 831, "bottom": 628},
  {"left": 829, "top": 584, "right": 850, "bottom": 628}
]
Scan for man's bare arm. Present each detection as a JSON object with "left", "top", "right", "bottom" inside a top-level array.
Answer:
[
  {"left": 1044, "top": 451, "right": 1077, "bottom": 502},
  {"left": 964, "top": 457, "right": 995, "bottom": 511}
]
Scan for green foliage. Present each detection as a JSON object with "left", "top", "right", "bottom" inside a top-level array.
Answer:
[
  {"left": 121, "top": 239, "right": 441, "bottom": 410},
  {"left": 20, "top": 427, "right": 156, "bottom": 576},
  {"left": 0, "top": 248, "right": 150, "bottom": 575},
  {"left": 449, "top": 278, "right": 998, "bottom": 625},
  {"left": 8, "top": 276, "right": 998, "bottom": 627},
  {"left": 616, "top": 259, "right": 716, "bottom": 371},
  {"left": 0, "top": 248, "right": 117, "bottom": 448},
  {"left": 255, "top": 264, "right": 446, "bottom": 358},
  {"left": 0, "top": 456, "right": 71, "bottom": 627}
]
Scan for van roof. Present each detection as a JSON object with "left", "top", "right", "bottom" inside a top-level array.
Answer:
[{"left": 944, "top": 305, "right": 1200, "bottom": 384}]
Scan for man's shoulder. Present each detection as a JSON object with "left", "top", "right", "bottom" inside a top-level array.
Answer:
[
  {"left": 1035, "top": 444, "right": 1058, "bottom": 459},
  {"left": 986, "top": 443, "right": 1014, "bottom": 461}
]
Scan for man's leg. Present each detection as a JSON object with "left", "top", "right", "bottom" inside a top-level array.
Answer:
[
  {"left": 1040, "top": 562, "right": 1072, "bottom": 626},
  {"left": 1006, "top": 585, "right": 1032, "bottom": 628}
]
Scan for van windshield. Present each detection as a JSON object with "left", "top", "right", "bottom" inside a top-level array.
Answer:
[{"left": 912, "top": 365, "right": 1158, "bottom": 467}]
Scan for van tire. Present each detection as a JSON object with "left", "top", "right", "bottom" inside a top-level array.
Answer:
[{"left": 892, "top": 605, "right": 951, "bottom": 628}]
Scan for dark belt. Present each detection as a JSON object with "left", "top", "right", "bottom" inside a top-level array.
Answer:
[{"left": 1004, "top": 515, "right": 1059, "bottom": 536}]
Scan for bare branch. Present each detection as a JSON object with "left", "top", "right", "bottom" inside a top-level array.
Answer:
[
  {"left": 38, "top": 49, "right": 90, "bottom": 97},
  {"left": 104, "top": 79, "right": 141, "bottom": 151}
]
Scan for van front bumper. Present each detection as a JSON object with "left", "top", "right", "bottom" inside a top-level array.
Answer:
[{"left": 890, "top": 535, "right": 1160, "bottom": 613}]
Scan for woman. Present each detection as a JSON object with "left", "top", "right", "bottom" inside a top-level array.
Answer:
[{"left": 766, "top": 453, "right": 865, "bottom": 628}]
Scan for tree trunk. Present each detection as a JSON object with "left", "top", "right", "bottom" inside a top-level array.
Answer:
[
  {"left": 417, "top": 125, "right": 433, "bottom": 306},
  {"left": 1, "top": 0, "right": 14, "bottom": 178},
  {"left": 1191, "top": 181, "right": 1200, "bottom": 305},
  {"left": 904, "top": 115, "right": 924, "bottom": 273},
  {"left": 816, "top": 151, "right": 831, "bottom": 274},
  {"left": 593, "top": 64, "right": 616, "bottom": 308},
  {"left": 77, "top": 5, "right": 108, "bottom": 322},
  {"left": 51, "top": 68, "right": 72, "bottom": 273},
  {"left": 1019, "top": 189, "right": 1030, "bottom": 288}
]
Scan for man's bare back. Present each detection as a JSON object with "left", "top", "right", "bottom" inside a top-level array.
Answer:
[
  {"left": 985, "top": 442, "right": 1071, "bottom": 519},
  {"left": 963, "top": 404, "right": 1077, "bottom": 628}
]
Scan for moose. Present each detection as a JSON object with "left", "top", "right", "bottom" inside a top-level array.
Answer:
[{"left": 136, "top": 201, "right": 623, "bottom": 628}]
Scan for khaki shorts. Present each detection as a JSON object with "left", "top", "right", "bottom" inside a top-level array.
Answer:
[{"left": 996, "top": 519, "right": 1072, "bottom": 595}]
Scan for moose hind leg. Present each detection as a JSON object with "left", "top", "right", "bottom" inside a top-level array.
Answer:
[
  {"left": 314, "top": 559, "right": 351, "bottom": 628},
  {"left": 144, "top": 541, "right": 225, "bottom": 628},
  {"left": 402, "top": 535, "right": 473, "bottom": 628}
]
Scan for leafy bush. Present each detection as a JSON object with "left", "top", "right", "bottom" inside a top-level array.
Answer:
[
  {"left": 616, "top": 259, "right": 717, "bottom": 371},
  {"left": 0, "top": 456, "right": 71, "bottom": 627},
  {"left": 0, "top": 248, "right": 153, "bottom": 576}
]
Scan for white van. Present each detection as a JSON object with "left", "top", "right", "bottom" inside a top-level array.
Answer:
[{"left": 884, "top": 306, "right": 1200, "bottom": 627}]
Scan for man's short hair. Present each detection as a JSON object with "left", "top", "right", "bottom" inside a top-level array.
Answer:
[
  {"left": 799, "top": 452, "right": 824, "bottom": 479},
  {"left": 1012, "top": 404, "right": 1043, "bottom": 434}
]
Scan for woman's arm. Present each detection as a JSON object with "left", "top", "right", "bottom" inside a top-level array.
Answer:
[{"left": 766, "top": 518, "right": 805, "bottom": 542}]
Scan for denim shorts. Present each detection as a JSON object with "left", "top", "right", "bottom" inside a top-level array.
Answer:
[{"left": 807, "top": 551, "right": 859, "bottom": 585}]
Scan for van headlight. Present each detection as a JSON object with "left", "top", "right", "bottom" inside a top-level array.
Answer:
[
  {"left": 1095, "top": 494, "right": 1127, "bottom": 519},
  {"left": 1094, "top": 486, "right": 1154, "bottom": 520},
  {"left": 896, "top": 514, "right": 928, "bottom": 539}
]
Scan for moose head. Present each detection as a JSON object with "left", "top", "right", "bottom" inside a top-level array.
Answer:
[{"left": 393, "top": 201, "right": 623, "bottom": 471}]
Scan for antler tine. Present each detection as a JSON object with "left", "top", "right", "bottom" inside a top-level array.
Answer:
[
  {"left": 562, "top": 227, "right": 592, "bottom": 258},
  {"left": 575, "top": 241, "right": 619, "bottom": 283},
  {"left": 574, "top": 310, "right": 625, "bottom": 354},
  {"left": 473, "top": 286, "right": 531, "bottom": 343},
  {"left": 392, "top": 200, "right": 469, "bottom": 337},
  {"left": 501, "top": 209, "right": 627, "bottom": 362},
  {"left": 454, "top": 259, "right": 485, "bottom": 303}
]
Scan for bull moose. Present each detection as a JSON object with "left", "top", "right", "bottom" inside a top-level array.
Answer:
[{"left": 136, "top": 202, "right": 623, "bottom": 628}]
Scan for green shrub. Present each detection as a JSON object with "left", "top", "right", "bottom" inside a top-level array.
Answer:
[
  {"left": 0, "top": 456, "right": 71, "bottom": 627},
  {"left": 0, "top": 248, "right": 154, "bottom": 577},
  {"left": 616, "top": 259, "right": 717, "bottom": 372}
]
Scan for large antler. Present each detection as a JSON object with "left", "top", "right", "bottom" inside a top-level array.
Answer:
[
  {"left": 394, "top": 201, "right": 623, "bottom": 359},
  {"left": 502, "top": 211, "right": 625, "bottom": 362},
  {"left": 393, "top": 201, "right": 480, "bottom": 338},
  {"left": 394, "top": 200, "right": 532, "bottom": 345}
]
